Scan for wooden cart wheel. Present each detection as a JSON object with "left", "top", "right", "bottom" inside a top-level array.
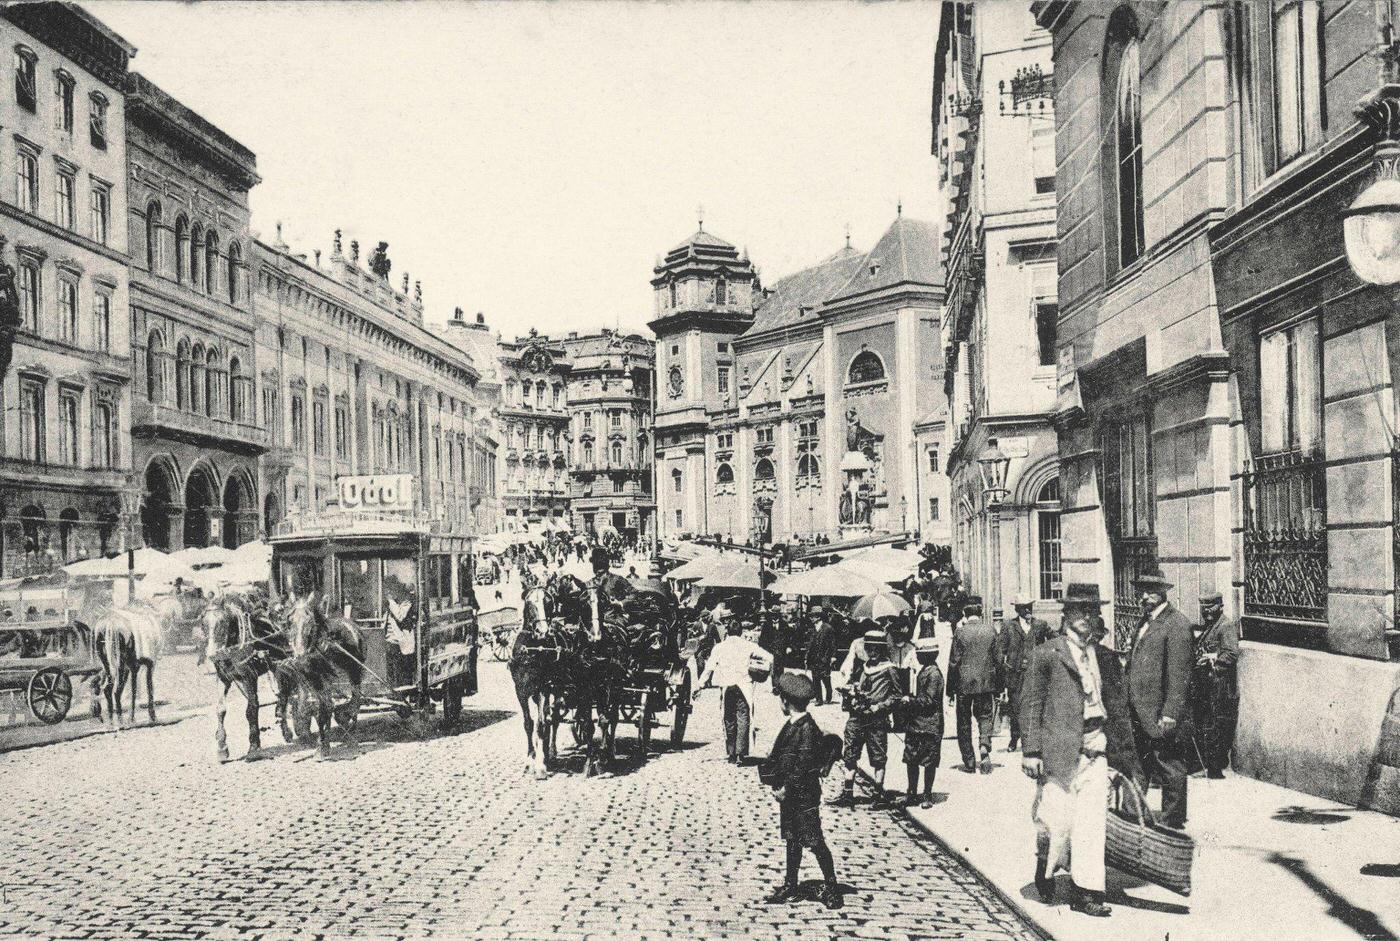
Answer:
[
  {"left": 491, "top": 635, "right": 511, "bottom": 662},
  {"left": 670, "top": 671, "right": 691, "bottom": 746},
  {"left": 28, "top": 667, "right": 72, "bottom": 726}
]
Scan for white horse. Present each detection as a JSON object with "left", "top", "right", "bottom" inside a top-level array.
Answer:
[{"left": 89, "top": 603, "right": 166, "bottom": 727}]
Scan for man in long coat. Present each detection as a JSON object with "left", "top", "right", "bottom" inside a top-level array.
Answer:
[
  {"left": 948, "top": 596, "right": 1000, "bottom": 774},
  {"left": 1126, "top": 571, "right": 1194, "bottom": 829},
  {"left": 997, "top": 595, "right": 1050, "bottom": 752},
  {"left": 1191, "top": 591, "right": 1240, "bottom": 778},
  {"left": 1020, "top": 607, "right": 1136, "bottom": 916}
]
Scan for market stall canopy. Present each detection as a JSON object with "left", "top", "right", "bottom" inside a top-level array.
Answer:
[
  {"left": 768, "top": 565, "right": 884, "bottom": 598},
  {"left": 663, "top": 554, "right": 726, "bottom": 583},
  {"left": 851, "top": 591, "right": 912, "bottom": 620},
  {"left": 63, "top": 547, "right": 175, "bottom": 580},
  {"left": 695, "top": 557, "right": 763, "bottom": 591},
  {"left": 169, "top": 545, "right": 239, "bottom": 570},
  {"left": 839, "top": 546, "right": 922, "bottom": 583}
]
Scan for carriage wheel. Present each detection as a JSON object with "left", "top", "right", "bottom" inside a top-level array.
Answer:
[
  {"left": 670, "top": 672, "right": 691, "bottom": 746},
  {"left": 28, "top": 667, "right": 72, "bottom": 725},
  {"left": 491, "top": 635, "right": 512, "bottom": 662}
]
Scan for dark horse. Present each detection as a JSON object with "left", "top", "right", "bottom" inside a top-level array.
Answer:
[
  {"left": 509, "top": 573, "right": 619, "bottom": 777},
  {"left": 281, "top": 595, "right": 365, "bottom": 759},
  {"left": 202, "top": 596, "right": 291, "bottom": 762}
]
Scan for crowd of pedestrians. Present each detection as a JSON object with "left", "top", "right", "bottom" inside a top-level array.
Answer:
[{"left": 687, "top": 553, "right": 1240, "bottom": 919}]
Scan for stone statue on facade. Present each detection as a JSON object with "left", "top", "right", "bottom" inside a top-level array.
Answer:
[
  {"left": 369, "top": 242, "right": 392, "bottom": 279},
  {"left": 333, "top": 228, "right": 343, "bottom": 255},
  {"left": 0, "top": 251, "right": 19, "bottom": 383}
]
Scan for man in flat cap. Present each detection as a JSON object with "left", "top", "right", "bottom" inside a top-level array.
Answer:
[
  {"left": 1191, "top": 591, "right": 1239, "bottom": 779},
  {"left": 997, "top": 594, "right": 1049, "bottom": 752},
  {"left": 949, "top": 595, "right": 1000, "bottom": 774},
  {"left": 1126, "top": 570, "right": 1194, "bottom": 829}
]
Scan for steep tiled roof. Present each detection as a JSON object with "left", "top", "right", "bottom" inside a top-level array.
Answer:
[
  {"left": 745, "top": 246, "right": 864, "bottom": 336},
  {"left": 831, "top": 215, "right": 942, "bottom": 301}
]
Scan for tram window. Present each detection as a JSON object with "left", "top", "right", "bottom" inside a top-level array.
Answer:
[
  {"left": 383, "top": 558, "right": 417, "bottom": 614},
  {"left": 279, "top": 559, "right": 322, "bottom": 599},
  {"left": 339, "top": 557, "right": 381, "bottom": 621}
]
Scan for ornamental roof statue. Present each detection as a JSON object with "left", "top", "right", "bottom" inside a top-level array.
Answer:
[{"left": 368, "top": 241, "right": 391, "bottom": 279}]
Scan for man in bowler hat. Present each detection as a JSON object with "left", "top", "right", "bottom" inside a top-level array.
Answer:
[
  {"left": 1126, "top": 570, "right": 1194, "bottom": 829},
  {"left": 1191, "top": 591, "right": 1240, "bottom": 778}
]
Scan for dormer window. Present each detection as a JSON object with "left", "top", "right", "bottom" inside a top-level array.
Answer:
[
  {"left": 14, "top": 46, "right": 36, "bottom": 112},
  {"left": 868, "top": 260, "right": 882, "bottom": 277}
]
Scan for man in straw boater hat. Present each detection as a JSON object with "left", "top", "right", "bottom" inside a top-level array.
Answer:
[
  {"left": 1020, "top": 583, "right": 1136, "bottom": 917},
  {"left": 1126, "top": 569, "right": 1194, "bottom": 830}
]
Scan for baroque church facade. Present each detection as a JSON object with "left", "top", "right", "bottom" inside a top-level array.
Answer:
[{"left": 651, "top": 216, "right": 948, "bottom": 547}]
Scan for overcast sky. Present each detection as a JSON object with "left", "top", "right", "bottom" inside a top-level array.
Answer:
[{"left": 90, "top": 0, "right": 939, "bottom": 338}]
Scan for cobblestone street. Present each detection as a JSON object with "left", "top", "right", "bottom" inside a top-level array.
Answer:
[{"left": 0, "top": 661, "right": 1039, "bottom": 941}]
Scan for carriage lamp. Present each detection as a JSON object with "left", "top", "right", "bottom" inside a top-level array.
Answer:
[
  {"left": 978, "top": 439, "right": 1011, "bottom": 505},
  {"left": 1345, "top": 86, "right": 1400, "bottom": 284}
]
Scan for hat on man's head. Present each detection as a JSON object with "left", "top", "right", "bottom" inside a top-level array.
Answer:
[
  {"left": 863, "top": 628, "right": 888, "bottom": 646},
  {"left": 914, "top": 636, "right": 939, "bottom": 653},
  {"left": 1012, "top": 594, "right": 1035, "bottom": 609},
  {"left": 963, "top": 595, "right": 984, "bottom": 609},
  {"left": 590, "top": 546, "right": 611, "bottom": 570},
  {"left": 1061, "top": 582, "right": 1109, "bottom": 606},
  {"left": 776, "top": 673, "right": 814, "bottom": 705},
  {"left": 1134, "top": 570, "right": 1174, "bottom": 591},
  {"left": 1200, "top": 590, "right": 1223, "bottom": 605}
]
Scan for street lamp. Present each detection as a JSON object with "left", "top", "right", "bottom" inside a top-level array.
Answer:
[
  {"left": 1345, "top": 86, "right": 1400, "bottom": 284},
  {"left": 978, "top": 439, "right": 1012, "bottom": 621}
]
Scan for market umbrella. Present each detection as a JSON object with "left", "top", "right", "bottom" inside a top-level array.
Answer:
[
  {"left": 695, "top": 558, "right": 763, "bottom": 591},
  {"left": 632, "top": 577, "right": 673, "bottom": 600},
  {"left": 663, "top": 554, "right": 725, "bottom": 583},
  {"left": 850, "top": 591, "right": 912, "bottom": 620},
  {"left": 840, "top": 546, "right": 922, "bottom": 583},
  {"left": 769, "top": 565, "right": 884, "bottom": 598},
  {"left": 64, "top": 546, "right": 173, "bottom": 580}
]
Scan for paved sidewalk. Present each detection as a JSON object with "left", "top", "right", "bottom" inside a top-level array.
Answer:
[{"left": 825, "top": 699, "right": 1400, "bottom": 941}]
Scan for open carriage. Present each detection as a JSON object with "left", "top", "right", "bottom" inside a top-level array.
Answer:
[
  {"left": 269, "top": 504, "right": 479, "bottom": 727},
  {"left": 0, "top": 585, "right": 97, "bottom": 725}
]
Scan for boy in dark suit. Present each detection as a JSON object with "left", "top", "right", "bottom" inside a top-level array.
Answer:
[
  {"left": 761, "top": 674, "right": 842, "bottom": 910},
  {"left": 901, "top": 637, "right": 944, "bottom": 807}
]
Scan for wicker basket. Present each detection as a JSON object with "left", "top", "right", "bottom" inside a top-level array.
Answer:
[{"left": 1106, "top": 770, "right": 1196, "bottom": 896}]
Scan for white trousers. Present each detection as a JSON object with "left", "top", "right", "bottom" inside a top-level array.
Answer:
[{"left": 1033, "top": 747, "right": 1109, "bottom": 893}]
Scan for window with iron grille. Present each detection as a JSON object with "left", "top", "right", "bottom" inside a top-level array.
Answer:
[{"left": 1245, "top": 319, "right": 1326, "bottom": 626}]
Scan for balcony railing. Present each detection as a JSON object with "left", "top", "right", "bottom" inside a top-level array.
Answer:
[{"left": 133, "top": 400, "right": 268, "bottom": 451}]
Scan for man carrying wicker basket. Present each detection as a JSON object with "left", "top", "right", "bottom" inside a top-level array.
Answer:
[{"left": 1020, "top": 606, "right": 1137, "bottom": 917}]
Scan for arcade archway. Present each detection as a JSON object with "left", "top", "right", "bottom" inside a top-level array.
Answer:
[
  {"left": 222, "top": 470, "right": 257, "bottom": 548},
  {"left": 142, "top": 459, "right": 179, "bottom": 551},
  {"left": 183, "top": 464, "right": 219, "bottom": 549}
]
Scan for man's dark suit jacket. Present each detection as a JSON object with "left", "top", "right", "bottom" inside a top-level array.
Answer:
[
  {"left": 1020, "top": 635, "right": 1138, "bottom": 789},
  {"left": 949, "top": 616, "right": 1000, "bottom": 695},
  {"left": 1126, "top": 602, "right": 1194, "bottom": 738}
]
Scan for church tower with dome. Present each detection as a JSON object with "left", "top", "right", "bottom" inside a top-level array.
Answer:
[{"left": 649, "top": 222, "right": 758, "bottom": 539}]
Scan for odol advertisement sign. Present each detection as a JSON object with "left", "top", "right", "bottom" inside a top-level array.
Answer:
[{"left": 338, "top": 474, "right": 416, "bottom": 512}]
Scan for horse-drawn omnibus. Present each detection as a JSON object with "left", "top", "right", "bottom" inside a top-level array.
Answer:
[{"left": 268, "top": 484, "right": 479, "bottom": 727}]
